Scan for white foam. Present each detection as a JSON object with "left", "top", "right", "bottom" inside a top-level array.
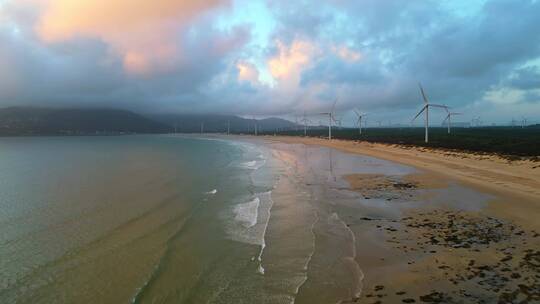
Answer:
[
  {"left": 240, "top": 160, "right": 257, "bottom": 169},
  {"left": 205, "top": 189, "right": 218, "bottom": 195},
  {"left": 225, "top": 191, "right": 274, "bottom": 277},
  {"left": 233, "top": 197, "right": 260, "bottom": 228},
  {"left": 330, "top": 212, "right": 365, "bottom": 299},
  {"left": 256, "top": 191, "right": 274, "bottom": 275},
  {"left": 257, "top": 263, "right": 265, "bottom": 275},
  {"left": 239, "top": 160, "right": 266, "bottom": 170}
]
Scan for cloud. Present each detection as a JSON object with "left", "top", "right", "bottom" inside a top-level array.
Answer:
[
  {"left": 508, "top": 66, "right": 540, "bottom": 90},
  {"left": 36, "top": 0, "right": 230, "bottom": 74},
  {"left": 236, "top": 60, "right": 259, "bottom": 84},
  {"left": 268, "top": 39, "right": 316, "bottom": 81},
  {"left": 0, "top": 0, "right": 539, "bottom": 123}
]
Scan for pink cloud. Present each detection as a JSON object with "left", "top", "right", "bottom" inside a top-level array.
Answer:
[
  {"left": 268, "top": 39, "right": 316, "bottom": 81},
  {"left": 35, "top": 0, "right": 230, "bottom": 75},
  {"left": 236, "top": 61, "right": 259, "bottom": 84}
]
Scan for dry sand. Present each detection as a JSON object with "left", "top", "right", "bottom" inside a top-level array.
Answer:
[{"left": 264, "top": 136, "right": 540, "bottom": 303}]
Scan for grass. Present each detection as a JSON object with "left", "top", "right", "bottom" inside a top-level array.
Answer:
[{"left": 260, "top": 126, "right": 540, "bottom": 158}]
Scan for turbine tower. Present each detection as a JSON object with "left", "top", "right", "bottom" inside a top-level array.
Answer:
[
  {"left": 300, "top": 111, "right": 312, "bottom": 136},
  {"left": 252, "top": 116, "right": 258, "bottom": 136},
  {"left": 412, "top": 83, "right": 447, "bottom": 143},
  {"left": 521, "top": 117, "right": 528, "bottom": 128},
  {"left": 320, "top": 99, "right": 338, "bottom": 140},
  {"left": 353, "top": 109, "right": 367, "bottom": 135},
  {"left": 442, "top": 109, "right": 462, "bottom": 134}
]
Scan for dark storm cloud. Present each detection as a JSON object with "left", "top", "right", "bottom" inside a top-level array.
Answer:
[
  {"left": 0, "top": 0, "right": 539, "bottom": 121},
  {"left": 290, "top": 0, "right": 540, "bottom": 112}
]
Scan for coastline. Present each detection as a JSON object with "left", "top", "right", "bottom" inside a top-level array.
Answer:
[
  {"left": 254, "top": 135, "right": 540, "bottom": 303},
  {"left": 265, "top": 135, "right": 540, "bottom": 204}
]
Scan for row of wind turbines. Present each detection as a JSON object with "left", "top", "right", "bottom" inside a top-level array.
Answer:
[{"left": 316, "top": 83, "right": 462, "bottom": 143}]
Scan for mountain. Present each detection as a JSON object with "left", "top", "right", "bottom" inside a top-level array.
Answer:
[
  {"left": 150, "top": 114, "right": 299, "bottom": 133},
  {"left": 0, "top": 107, "right": 170, "bottom": 135}
]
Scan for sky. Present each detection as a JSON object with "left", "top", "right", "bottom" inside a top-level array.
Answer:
[{"left": 0, "top": 0, "right": 539, "bottom": 125}]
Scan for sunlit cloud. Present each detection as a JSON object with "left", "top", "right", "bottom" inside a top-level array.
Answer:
[
  {"left": 237, "top": 60, "right": 260, "bottom": 84},
  {"left": 36, "top": 0, "right": 230, "bottom": 74},
  {"left": 268, "top": 39, "right": 317, "bottom": 82},
  {"left": 0, "top": 0, "right": 539, "bottom": 122}
]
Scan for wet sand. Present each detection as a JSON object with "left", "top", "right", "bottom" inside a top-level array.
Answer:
[
  {"left": 269, "top": 136, "right": 540, "bottom": 202},
  {"left": 342, "top": 172, "right": 539, "bottom": 303},
  {"left": 261, "top": 136, "right": 540, "bottom": 303}
]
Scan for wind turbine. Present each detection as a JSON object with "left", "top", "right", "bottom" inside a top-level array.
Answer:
[
  {"left": 442, "top": 109, "right": 462, "bottom": 134},
  {"left": 227, "top": 120, "right": 230, "bottom": 135},
  {"left": 471, "top": 116, "right": 482, "bottom": 127},
  {"left": 521, "top": 117, "right": 528, "bottom": 128},
  {"left": 251, "top": 116, "right": 258, "bottom": 136},
  {"left": 300, "top": 111, "right": 312, "bottom": 136},
  {"left": 320, "top": 99, "right": 338, "bottom": 140},
  {"left": 353, "top": 109, "right": 367, "bottom": 135},
  {"left": 412, "top": 83, "right": 448, "bottom": 143}
]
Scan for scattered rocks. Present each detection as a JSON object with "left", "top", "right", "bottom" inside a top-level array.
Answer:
[
  {"left": 345, "top": 174, "right": 418, "bottom": 201},
  {"left": 358, "top": 209, "right": 540, "bottom": 304},
  {"left": 419, "top": 291, "right": 452, "bottom": 302},
  {"left": 401, "top": 210, "right": 517, "bottom": 248}
]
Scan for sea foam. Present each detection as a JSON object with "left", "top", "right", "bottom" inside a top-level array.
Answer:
[
  {"left": 225, "top": 191, "right": 273, "bottom": 247},
  {"left": 233, "top": 197, "right": 260, "bottom": 228},
  {"left": 239, "top": 160, "right": 266, "bottom": 170}
]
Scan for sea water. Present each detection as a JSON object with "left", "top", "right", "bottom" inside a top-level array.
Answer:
[
  {"left": 0, "top": 135, "right": 322, "bottom": 303},
  {"left": 0, "top": 135, "right": 418, "bottom": 304}
]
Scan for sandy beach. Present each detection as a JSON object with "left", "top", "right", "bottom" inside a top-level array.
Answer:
[
  {"left": 269, "top": 136, "right": 540, "bottom": 203},
  {"left": 263, "top": 136, "right": 540, "bottom": 303}
]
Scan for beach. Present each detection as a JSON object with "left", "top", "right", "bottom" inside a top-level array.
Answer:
[
  {"left": 1, "top": 135, "right": 538, "bottom": 303},
  {"left": 263, "top": 136, "right": 540, "bottom": 303}
]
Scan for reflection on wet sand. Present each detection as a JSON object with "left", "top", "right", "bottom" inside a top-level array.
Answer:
[{"left": 261, "top": 139, "right": 539, "bottom": 303}]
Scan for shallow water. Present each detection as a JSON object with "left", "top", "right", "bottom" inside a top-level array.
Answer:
[{"left": 0, "top": 135, "right": 489, "bottom": 304}]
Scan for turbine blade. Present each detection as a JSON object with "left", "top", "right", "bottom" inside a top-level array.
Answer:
[
  {"left": 332, "top": 98, "right": 338, "bottom": 112},
  {"left": 412, "top": 105, "right": 427, "bottom": 122},
  {"left": 443, "top": 114, "right": 450, "bottom": 123},
  {"left": 419, "top": 83, "right": 429, "bottom": 104},
  {"left": 429, "top": 103, "right": 447, "bottom": 108}
]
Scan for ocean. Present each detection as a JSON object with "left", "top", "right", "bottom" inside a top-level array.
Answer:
[{"left": 0, "top": 135, "right": 418, "bottom": 303}]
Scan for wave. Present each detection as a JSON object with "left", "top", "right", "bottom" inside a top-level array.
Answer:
[
  {"left": 225, "top": 192, "right": 273, "bottom": 257},
  {"left": 330, "top": 212, "right": 365, "bottom": 301},
  {"left": 256, "top": 191, "right": 274, "bottom": 275},
  {"left": 205, "top": 189, "right": 217, "bottom": 195},
  {"left": 233, "top": 197, "right": 260, "bottom": 228},
  {"left": 238, "top": 159, "right": 266, "bottom": 170},
  {"left": 293, "top": 210, "right": 319, "bottom": 298}
]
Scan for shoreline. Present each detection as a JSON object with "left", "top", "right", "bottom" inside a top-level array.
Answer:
[
  {"left": 264, "top": 135, "right": 540, "bottom": 204},
  {"left": 254, "top": 135, "right": 540, "bottom": 303}
]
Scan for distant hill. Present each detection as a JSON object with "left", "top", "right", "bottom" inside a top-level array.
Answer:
[
  {"left": 150, "top": 114, "right": 299, "bottom": 133},
  {"left": 0, "top": 107, "right": 170, "bottom": 136}
]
